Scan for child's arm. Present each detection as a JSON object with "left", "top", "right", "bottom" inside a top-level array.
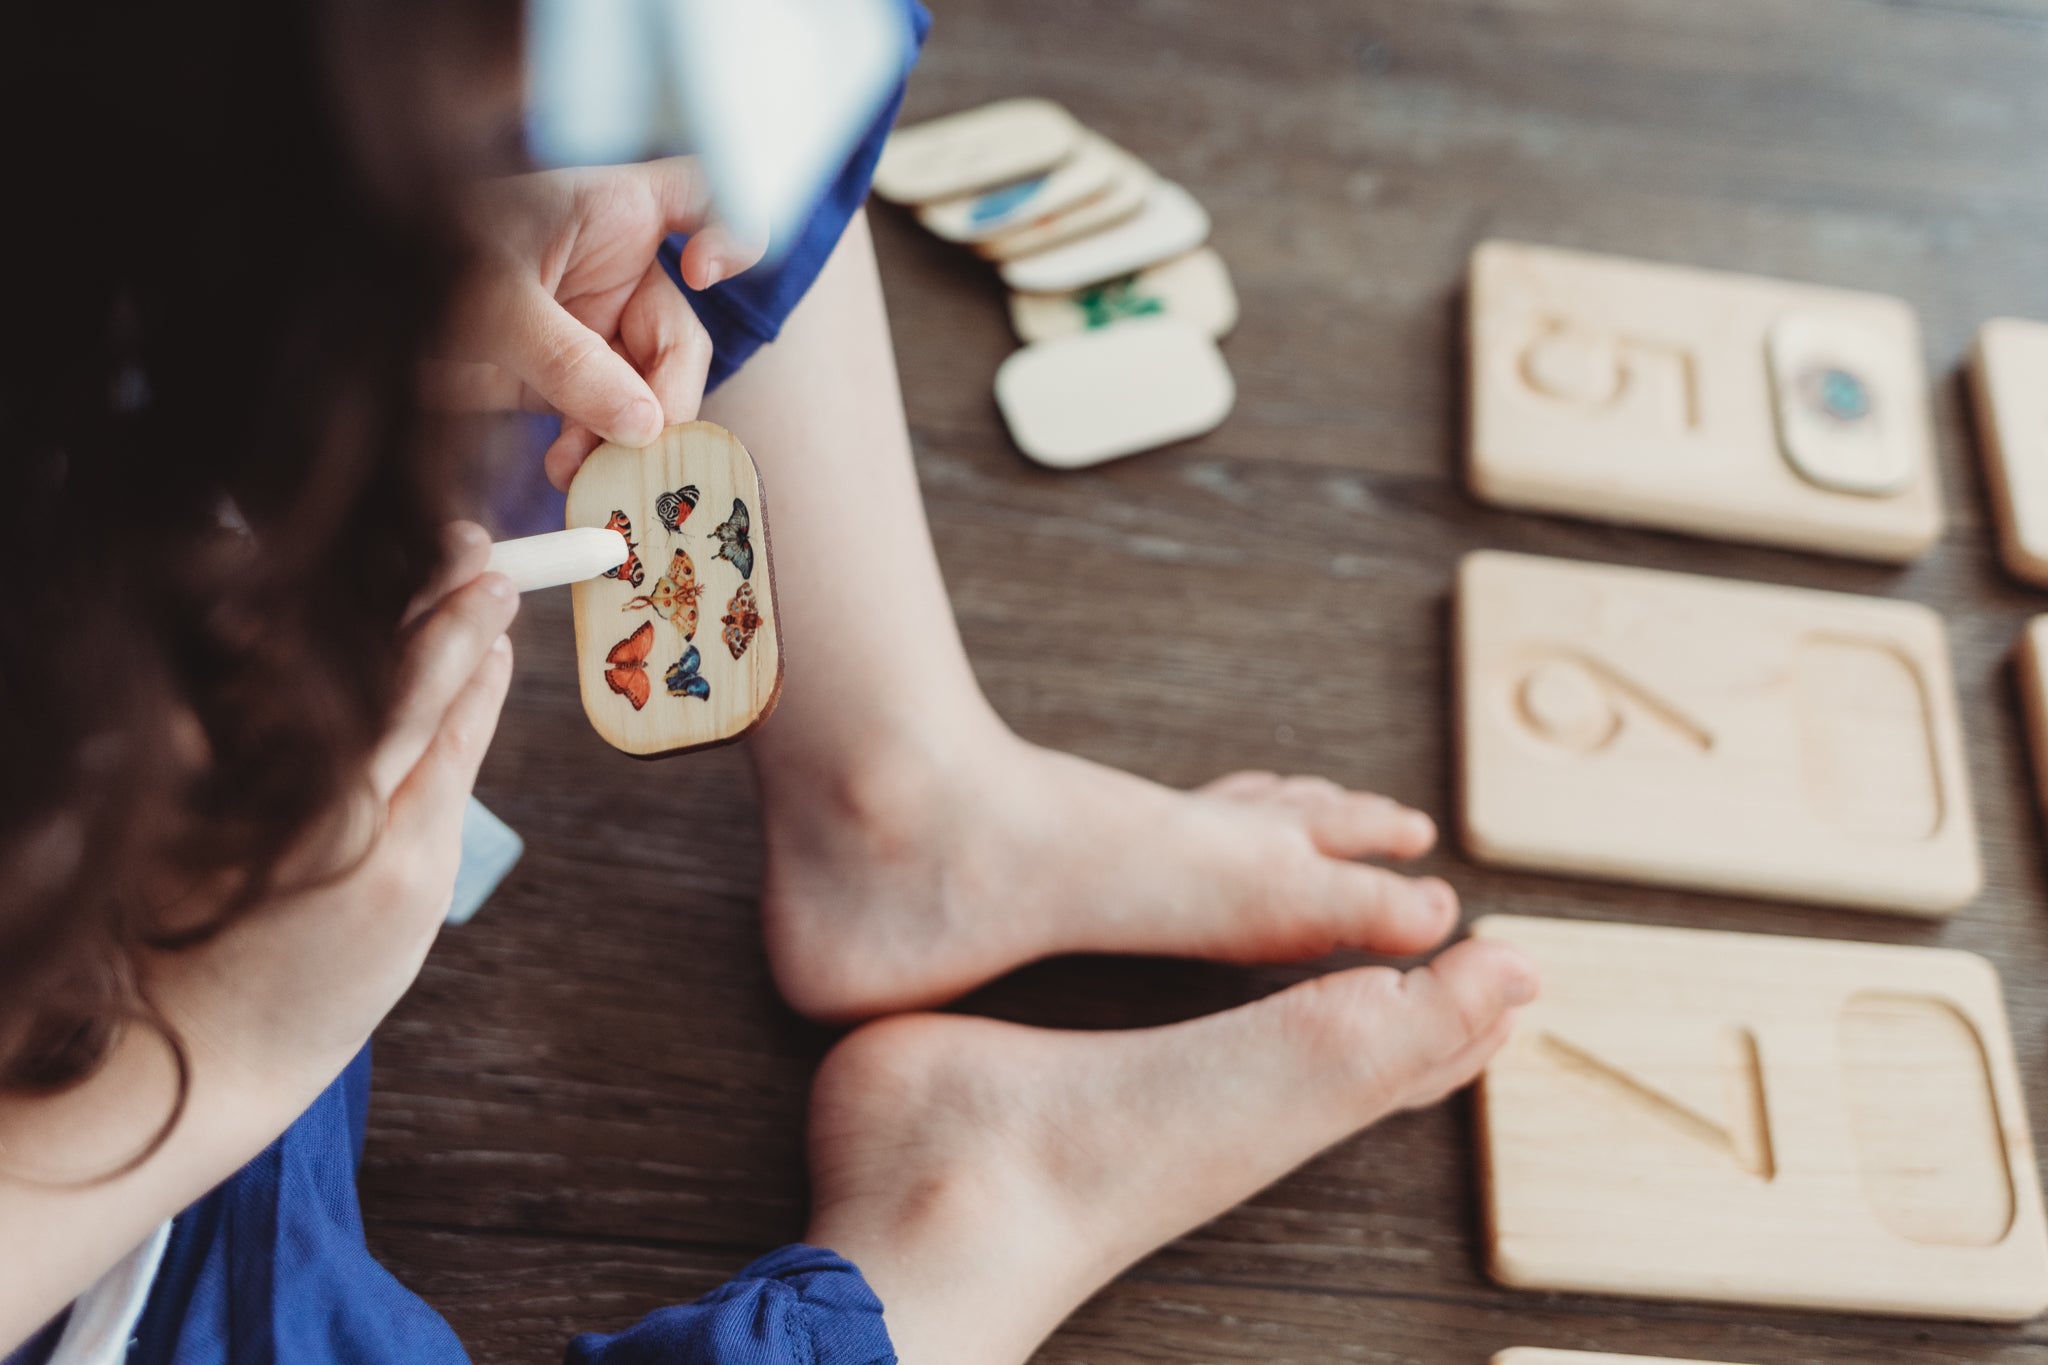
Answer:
[{"left": 0, "top": 530, "right": 516, "bottom": 1353}]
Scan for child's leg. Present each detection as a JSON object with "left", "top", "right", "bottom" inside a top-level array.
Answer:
[
  {"left": 805, "top": 939, "right": 1536, "bottom": 1364},
  {"left": 702, "top": 213, "right": 1457, "bottom": 1021}
]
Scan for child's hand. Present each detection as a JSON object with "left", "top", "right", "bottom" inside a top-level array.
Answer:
[
  {"left": 148, "top": 522, "right": 518, "bottom": 1113},
  {"left": 0, "top": 525, "right": 516, "bottom": 1347},
  {"left": 429, "top": 157, "right": 767, "bottom": 490},
  {"left": 805, "top": 939, "right": 1537, "bottom": 1365}
]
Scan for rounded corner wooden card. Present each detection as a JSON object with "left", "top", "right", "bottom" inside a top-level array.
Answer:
[
  {"left": 916, "top": 132, "right": 1128, "bottom": 244},
  {"left": 1455, "top": 551, "right": 1979, "bottom": 915},
  {"left": 566, "top": 422, "right": 783, "bottom": 758},
  {"left": 1466, "top": 241, "right": 1942, "bottom": 562},
  {"left": 998, "top": 179, "right": 1210, "bottom": 294},
  {"left": 873, "top": 97, "right": 1080, "bottom": 205},
  {"left": 1472, "top": 915, "right": 2048, "bottom": 1321},
  {"left": 994, "top": 316, "right": 1235, "bottom": 469}
]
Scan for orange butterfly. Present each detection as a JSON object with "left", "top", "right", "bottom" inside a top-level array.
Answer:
[
  {"left": 601, "top": 510, "right": 644, "bottom": 588},
  {"left": 722, "top": 582, "right": 764, "bottom": 660},
  {"left": 604, "top": 621, "right": 655, "bottom": 710}
]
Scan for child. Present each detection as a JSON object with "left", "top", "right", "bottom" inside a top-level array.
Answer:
[{"left": 1, "top": 2, "right": 1536, "bottom": 1362}]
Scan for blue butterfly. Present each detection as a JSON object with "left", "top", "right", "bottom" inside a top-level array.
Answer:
[
  {"left": 708, "top": 498, "right": 755, "bottom": 580},
  {"left": 665, "top": 644, "right": 710, "bottom": 701}
]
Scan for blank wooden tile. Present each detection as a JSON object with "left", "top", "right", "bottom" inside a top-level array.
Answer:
[
  {"left": 1496, "top": 1353, "right": 1746, "bottom": 1365},
  {"left": 1457, "top": 551, "right": 1979, "bottom": 915},
  {"left": 994, "top": 316, "right": 1234, "bottom": 468},
  {"left": 873, "top": 98, "right": 1080, "bottom": 204},
  {"left": 566, "top": 423, "right": 782, "bottom": 757},
  {"left": 1476, "top": 914, "right": 2048, "bottom": 1321},
  {"left": 999, "top": 180, "right": 1210, "bottom": 294},
  {"left": 1468, "top": 241, "right": 1941, "bottom": 562},
  {"left": 1970, "top": 317, "right": 2048, "bottom": 588}
]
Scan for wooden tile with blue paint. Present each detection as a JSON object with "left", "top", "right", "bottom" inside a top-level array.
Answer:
[{"left": 916, "top": 133, "right": 1125, "bottom": 243}]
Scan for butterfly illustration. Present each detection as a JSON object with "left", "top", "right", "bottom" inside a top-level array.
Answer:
[
  {"left": 622, "top": 549, "right": 703, "bottom": 639},
  {"left": 604, "top": 621, "right": 655, "bottom": 710},
  {"left": 707, "top": 498, "right": 755, "bottom": 580},
  {"left": 601, "top": 510, "right": 644, "bottom": 588},
  {"left": 656, "top": 484, "right": 701, "bottom": 533},
  {"left": 665, "top": 643, "right": 711, "bottom": 701},
  {"left": 721, "top": 582, "right": 764, "bottom": 660}
]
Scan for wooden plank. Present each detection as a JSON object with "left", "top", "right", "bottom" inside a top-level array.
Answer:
[{"left": 358, "top": 1, "right": 2048, "bottom": 1361}]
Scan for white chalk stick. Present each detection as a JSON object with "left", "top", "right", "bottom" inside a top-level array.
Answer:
[{"left": 487, "top": 527, "right": 629, "bottom": 592}]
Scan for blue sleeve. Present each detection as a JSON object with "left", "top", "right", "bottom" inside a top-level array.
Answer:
[
  {"left": 661, "top": 0, "right": 932, "bottom": 392},
  {"left": 112, "top": 1049, "right": 895, "bottom": 1365},
  {"left": 564, "top": 1246, "right": 894, "bottom": 1365}
]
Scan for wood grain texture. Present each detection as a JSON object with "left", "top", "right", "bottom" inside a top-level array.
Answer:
[
  {"left": 1474, "top": 915, "right": 2048, "bottom": 1319},
  {"left": 362, "top": 2, "right": 2048, "bottom": 1361},
  {"left": 1496, "top": 1353, "right": 1749, "bottom": 1365}
]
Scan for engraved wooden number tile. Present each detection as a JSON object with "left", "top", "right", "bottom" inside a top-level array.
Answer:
[
  {"left": 1467, "top": 241, "right": 1942, "bottom": 561},
  {"left": 1475, "top": 916, "right": 2048, "bottom": 1320},
  {"left": 566, "top": 423, "right": 782, "bottom": 757},
  {"left": 2018, "top": 617, "right": 2048, "bottom": 840},
  {"left": 1456, "top": 551, "right": 1981, "bottom": 915},
  {"left": 1970, "top": 317, "right": 2048, "bottom": 588}
]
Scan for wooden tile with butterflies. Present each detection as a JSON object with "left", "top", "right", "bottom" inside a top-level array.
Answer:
[{"left": 566, "top": 422, "right": 782, "bottom": 757}]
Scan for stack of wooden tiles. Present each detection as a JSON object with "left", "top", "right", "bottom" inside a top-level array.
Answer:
[{"left": 873, "top": 98, "right": 1239, "bottom": 469}]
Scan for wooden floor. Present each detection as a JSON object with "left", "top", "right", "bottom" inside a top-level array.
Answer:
[{"left": 361, "top": 2, "right": 2048, "bottom": 1360}]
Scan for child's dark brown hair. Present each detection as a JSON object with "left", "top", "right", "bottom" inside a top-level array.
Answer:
[{"left": 1, "top": 0, "right": 521, "bottom": 1154}]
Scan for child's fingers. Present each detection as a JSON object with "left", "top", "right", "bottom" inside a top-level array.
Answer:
[
  {"left": 673, "top": 220, "right": 769, "bottom": 291},
  {"left": 544, "top": 423, "right": 606, "bottom": 491},
  {"left": 497, "top": 280, "right": 666, "bottom": 450},
  {"left": 402, "top": 522, "right": 494, "bottom": 628},
  {"left": 386, "top": 635, "right": 516, "bottom": 864},
  {"left": 370, "top": 575, "right": 518, "bottom": 802},
  {"left": 620, "top": 258, "right": 716, "bottom": 428},
  {"left": 634, "top": 156, "right": 770, "bottom": 286}
]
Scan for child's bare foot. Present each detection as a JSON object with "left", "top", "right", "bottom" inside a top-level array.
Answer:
[
  {"left": 760, "top": 729, "right": 1459, "bottom": 1021},
  {"left": 804, "top": 938, "right": 1536, "bottom": 1365}
]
